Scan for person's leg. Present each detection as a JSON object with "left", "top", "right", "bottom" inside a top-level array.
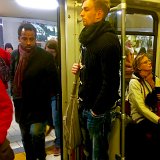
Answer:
[
  {"left": 87, "top": 111, "right": 110, "bottom": 160},
  {"left": 19, "top": 124, "right": 35, "bottom": 160},
  {"left": 80, "top": 110, "right": 92, "bottom": 159},
  {"left": 51, "top": 96, "right": 60, "bottom": 148},
  {"left": 51, "top": 96, "right": 61, "bottom": 155},
  {"left": 30, "top": 122, "right": 46, "bottom": 160}
]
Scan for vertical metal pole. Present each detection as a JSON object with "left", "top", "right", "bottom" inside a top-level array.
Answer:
[
  {"left": 58, "top": 0, "right": 68, "bottom": 159},
  {"left": 121, "top": 0, "right": 126, "bottom": 160}
]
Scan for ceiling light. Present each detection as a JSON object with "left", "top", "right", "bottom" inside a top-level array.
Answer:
[{"left": 15, "top": 0, "right": 59, "bottom": 10}]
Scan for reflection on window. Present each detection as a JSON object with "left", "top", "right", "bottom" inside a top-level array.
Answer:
[
  {"left": 0, "top": 17, "right": 57, "bottom": 49},
  {"left": 106, "top": 10, "right": 156, "bottom": 64},
  {"left": 118, "top": 35, "right": 154, "bottom": 61},
  {"left": 107, "top": 12, "right": 153, "bottom": 33},
  {"left": 125, "top": 14, "right": 153, "bottom": 32}
]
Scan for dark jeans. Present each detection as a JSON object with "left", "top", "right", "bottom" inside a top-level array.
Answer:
[
  {"left": 79, "top": 109, "right": 111, "bottom": 160},
  {"left": 51, "top": 96, "right": 60, "bottom": 147},
  {"left": 125, "top": 119, "right": 160, "bottom": 160},
  {"left": 19, "top": 122, "right": 46, "bottom": 160}
]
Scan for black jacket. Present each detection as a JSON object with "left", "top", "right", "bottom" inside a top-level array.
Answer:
[
  {"left": 78, "top": 21, "right": 121, "bottom": 115},
  {"left": 11, "top": 46, "right": 59, "bottom": 124}
]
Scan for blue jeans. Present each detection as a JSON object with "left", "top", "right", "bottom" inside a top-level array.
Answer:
[
  {"left": 51, "top": 96, "right": 60, "bottom": 147},
  {"left": 79, "top": 109, "right": 111, "bottom": 160},
  {"left": 19, "top": 122, "right": 46, "bottom": 160}
]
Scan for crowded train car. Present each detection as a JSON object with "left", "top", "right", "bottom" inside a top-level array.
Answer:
[
  {"left": 0, "top": 0, "right": 160, "bottom": 160},
  {"left": 62, "top": 0, "right": 160, "bottom": 159}
]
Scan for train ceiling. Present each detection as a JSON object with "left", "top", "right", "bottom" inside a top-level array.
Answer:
[
  {"left": 0, "top": 0, "right": 57, "bottom": 22},
  {"left": 0, "top": 0, "right": 160, "bottom": 22},
  {"left": 111, "top": 0, "right": 160, "bottom": 10}
]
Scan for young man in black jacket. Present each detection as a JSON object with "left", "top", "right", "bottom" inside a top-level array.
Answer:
[
  {"left": 72, "top": 0, "right": 121, "bottom": 159},
  {"left": 11, "top": 23, "right": 59, "bottom": 160}
]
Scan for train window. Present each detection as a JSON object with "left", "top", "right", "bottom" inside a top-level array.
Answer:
[
  {"left": 118, "top": 35, "right": 154, "bottom": 60},
  {"left": 107, "top": 9, "right": 158, "bottom": 71},
  {"left": 108, "top": 12, "right": 154, "bottom": 33},
  {"left": 0, "top": 17, "right": 57, "bottom": 49}
]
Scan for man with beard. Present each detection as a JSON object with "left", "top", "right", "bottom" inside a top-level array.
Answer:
[
  {"left": 72, "top": 0, "right": 121, "bottom": 159},
  {"left": 11, "top": 23, "right": 58, "bottom": 160}
]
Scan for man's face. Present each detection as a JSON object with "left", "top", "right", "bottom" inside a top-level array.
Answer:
[
  {"left": 18, "top": 29, "right": 36, "bottom": 52},
  {"left": 80, "top": 0, "right": 99, "bottom": 27}
]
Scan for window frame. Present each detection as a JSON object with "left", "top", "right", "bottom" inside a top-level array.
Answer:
[{"left": 116, "top": 8, "right": 158, "bottom": 72}]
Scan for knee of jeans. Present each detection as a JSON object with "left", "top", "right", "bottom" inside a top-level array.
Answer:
[{"left": 30, "top": 123, "right": 46, "bottom": 136}]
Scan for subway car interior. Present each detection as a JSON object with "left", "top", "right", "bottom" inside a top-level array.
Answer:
[{"left": 0, "top": 0, "right": 160, "bottom": 159}]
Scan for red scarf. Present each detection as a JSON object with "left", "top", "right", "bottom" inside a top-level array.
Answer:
[{"left": 13, "top": 45, "right": 32, "bottom": 97}]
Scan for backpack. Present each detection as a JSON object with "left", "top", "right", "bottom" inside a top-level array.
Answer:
[{"left": 0, "top": 57, "right": 10, "bottom": 83}]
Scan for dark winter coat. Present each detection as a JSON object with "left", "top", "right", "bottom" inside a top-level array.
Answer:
[
  {"left": 78, "top": 21, "right": 121, "bottom": 115},
  {"left": 11, "top": 47, "right": 59, "bottom": 124}
]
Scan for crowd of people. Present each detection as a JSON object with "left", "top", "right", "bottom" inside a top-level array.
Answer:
[
  {"left": 0, "top": 0, "right": 159, "bottom": 160},
  {"left": 0, "top": 23, "right": 61, "bottom": 160}
]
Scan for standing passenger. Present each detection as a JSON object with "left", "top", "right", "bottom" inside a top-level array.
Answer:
[
  {"left": 11, "top": 23, "right": 59, "bottom": 160},
  {"left": 4, "top": 43, "right": 14, "bottom": 96},
  {"left": 45, "top": 39, "right": 61, "bottom": 156},
  {"left": 125, "top": 46, "right": 134, "bottom": 91},
  {"left": 72, "top": 0, "right": 121, "bottom": 159},
  {"left": 0, "top": 52, "right": 14, "bottom": 160}
]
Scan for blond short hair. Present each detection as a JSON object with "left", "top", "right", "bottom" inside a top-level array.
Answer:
[
  {"left": 83, "top": 0, "right": 110, "bottom": 18},
  {"left": 132, "top": 53, "right": 146, "bottom": 73}
]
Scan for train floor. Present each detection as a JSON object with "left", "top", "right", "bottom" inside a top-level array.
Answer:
[{"left": 7, "top": 111, "right": 61, "bottom": 160}]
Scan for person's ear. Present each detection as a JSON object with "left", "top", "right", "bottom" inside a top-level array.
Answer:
[
  {"left": 96, "top": 9, "right": 104, "bottom": 21},
  {"left": 18, "top": 36, "right": 21, "bottom": 42}
]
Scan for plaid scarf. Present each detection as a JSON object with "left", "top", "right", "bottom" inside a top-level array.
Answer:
[{"left": 13, "top": 45, "right": 32, "bottom": 98}]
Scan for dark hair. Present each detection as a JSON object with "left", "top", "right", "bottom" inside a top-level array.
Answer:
[
  {"left": 4, "top": 43, "right": 13, "bottom": 50},
  {"left": 45, "top": 39, "right": 59, "bottom": 54},
  {"left": 145, "top": 90, "right": 157, "bottom": 111},
  {"left": 18, "top": 23, "right": 37, "bottom": 38},
  {"left": 138, "top": 47, "right": 146, "bottom": 54},
  {"left": 45, "top": 39, "right": 60, "bottom": 66}
]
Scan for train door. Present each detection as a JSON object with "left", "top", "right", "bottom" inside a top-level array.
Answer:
[{"left": 58, "top": 0, "right": 83, "bottom": 159}]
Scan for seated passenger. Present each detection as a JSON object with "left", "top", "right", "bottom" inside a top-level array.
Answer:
[
  {"left": 125, "top": 46, "right": 134, "bottom": 91},
  {"left": 127, "top": 53, "right": 160, "bottom": 160}
]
